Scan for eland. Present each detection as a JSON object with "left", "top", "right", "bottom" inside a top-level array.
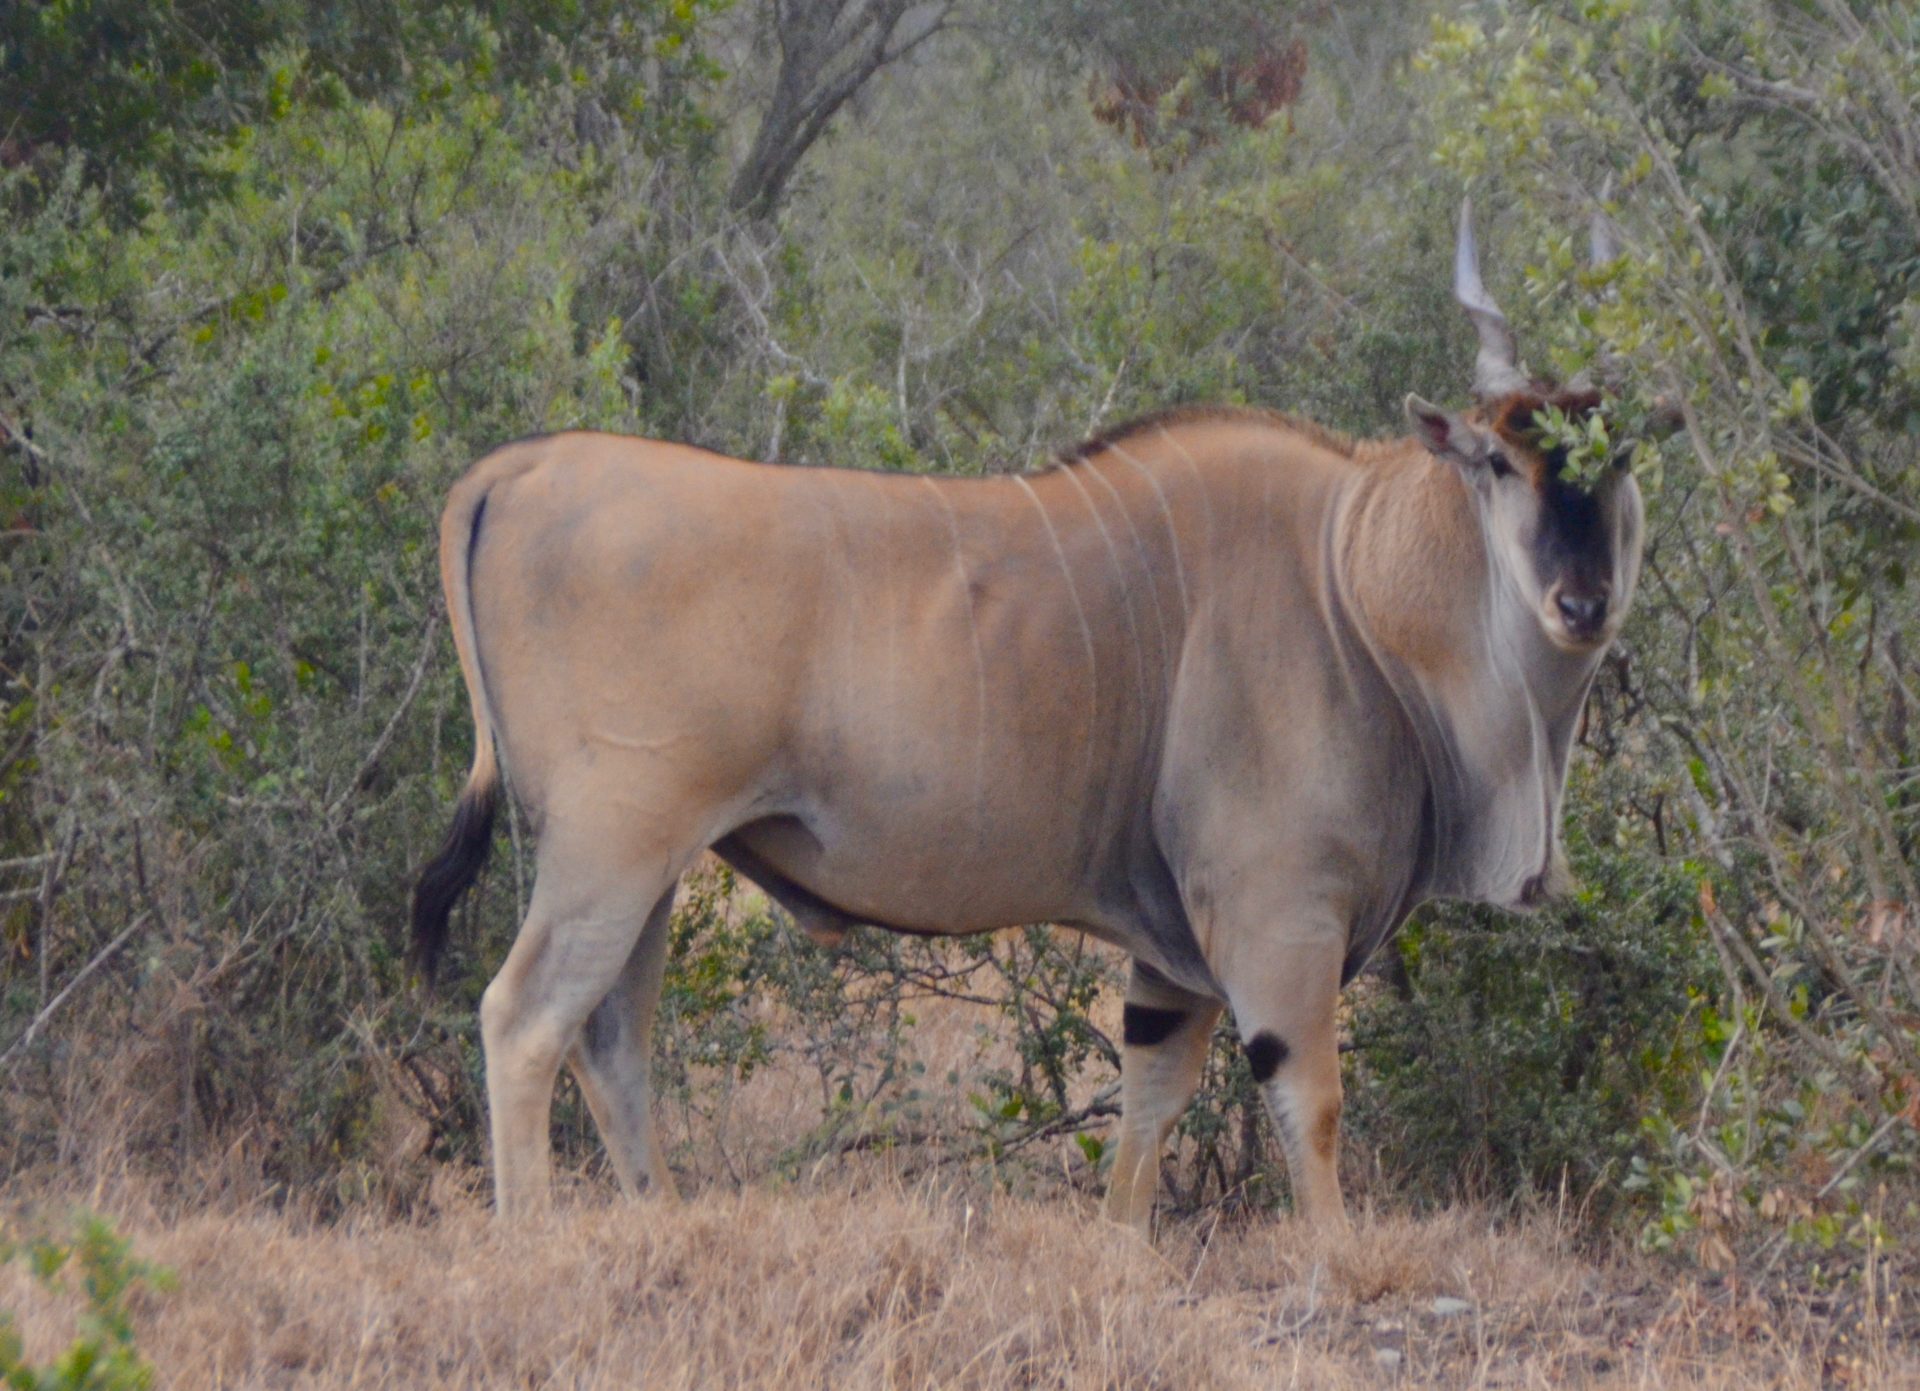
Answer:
[{"left": 412, "top": 200, "right": 1647, "bottom": 1230}]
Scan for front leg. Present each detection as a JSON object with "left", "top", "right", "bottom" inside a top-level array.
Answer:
[{"left": 1219, "top": 922, "right": 1351, "bottom": 1231}]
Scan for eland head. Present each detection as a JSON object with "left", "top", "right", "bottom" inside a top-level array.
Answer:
[{"left": 1404, "top": 197, "right": 1645, "bottom": 657}]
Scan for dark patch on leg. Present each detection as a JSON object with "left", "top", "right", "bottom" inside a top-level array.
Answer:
[
  {"left": 1122, "top": 1003, "right": 1187, "bottom": 1048},
  {"left": 1313, "top": 1102, "right": 1341, "bottom": 1160},
  {"left": 580, "top": 997, "right": 622, "bottom": 1059},
  {"left": 1245, "top": 1030, "right": 1289, "bottom": 1083}
]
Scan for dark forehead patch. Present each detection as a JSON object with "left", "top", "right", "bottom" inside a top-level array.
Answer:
[
  {"left": 1489, "top": 388, "right": 1608, "bottom": 492},
  {"left": 1494, "top": 388, "right": 1602, "bottom": 436},
  {"left": 1494, "top": 392, "right": 1548, "bottom": 441}
]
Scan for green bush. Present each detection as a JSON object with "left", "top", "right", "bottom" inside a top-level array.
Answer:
[
  {"left": 1346, "top": 808, "right": 1711, "bottom": 1212},
  {"left": 0, "top": 1215, "right": 168, "bottom": 1391}
]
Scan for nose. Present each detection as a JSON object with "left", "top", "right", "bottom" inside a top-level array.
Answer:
[{"left": 1556, "top": 589, "right": 1608, "bottom": 638}]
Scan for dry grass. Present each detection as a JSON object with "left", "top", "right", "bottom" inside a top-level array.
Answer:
[
  {"left": 5, "top": 1178, "right": 1909, "bottom": 1390},
  {"left": 5, "top": 884, "right": 1909, "bottom": 1386}
]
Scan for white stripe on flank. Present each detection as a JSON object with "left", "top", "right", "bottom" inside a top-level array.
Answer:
[
  {"left": 865, "top": 471, "right": 900, "bottom": 759},
  {"left": 1155, "top": 425, "right": 1216, "bottom": 547},
  {"left": 1102, "top": 442, "right": 1192, "bottom": 617},
  {"left": 918, "top": 476, "right": 989, "bottom": 834},
  {"left": 586, "top": 728, "right": 694, "bottom": 754},
  {"left": 1012, "top": 473, "right": 1099, "bottom": 761},
  {"left": 1080, "top": 458, "right": 1175, "bottom": 678},
  {"left": 809, "top": 486, "right": 864, "bottom": 758},
  {"left": 1059, "top": 465, "right": 1151, "bottom": 711}
]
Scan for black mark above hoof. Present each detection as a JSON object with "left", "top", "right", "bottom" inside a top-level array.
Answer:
[
  {"left": 1122, "top": 1003, "right": 1187, "bottom": 1048},
  {"left": 1245, "top": 1031, "right": 1289, "bottom": 1083}
]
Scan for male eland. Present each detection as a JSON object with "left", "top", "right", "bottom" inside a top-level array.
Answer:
[{"left": 412, "top": 200, "right": 1647, "bottom": 1230}]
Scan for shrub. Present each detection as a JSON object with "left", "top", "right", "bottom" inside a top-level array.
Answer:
[
  {"left": 0, "top": 1215, "right": 167, "bottom": 1391},
  {"left": 1346, "top": 807, "right": 1711, "bottom": 1213}
]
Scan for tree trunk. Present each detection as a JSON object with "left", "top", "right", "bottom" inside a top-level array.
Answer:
[{"left": 727, "top": 0, "right": 952, "bottom": 221}]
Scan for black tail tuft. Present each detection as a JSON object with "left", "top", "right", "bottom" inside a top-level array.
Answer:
[{"left": 410, "top": 784, "right": 499, "bottom": 986}]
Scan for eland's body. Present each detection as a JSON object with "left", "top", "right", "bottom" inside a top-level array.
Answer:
[{"left": 413, "top": 204, "right": 1649, "bottom": 1229}]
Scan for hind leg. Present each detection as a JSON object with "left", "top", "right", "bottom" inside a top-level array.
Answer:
[
  {"left": 1103, "top": 962, "right": 1223, "bottom": 1234},
  {"left": 479, "top": 817, "right": 696, "bottom": 1219},
  {"left": 566, "top": 886, "right": 679, "bottom": 1200}
]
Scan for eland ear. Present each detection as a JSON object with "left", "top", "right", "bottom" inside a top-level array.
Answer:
[{"left": 1405, "top": 393, "right": 1478, "bottom": 466}]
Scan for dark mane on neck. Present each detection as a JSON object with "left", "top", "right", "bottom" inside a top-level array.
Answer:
[{"left": 1055, "top": 404, "right": 1357, "bottom": 466}]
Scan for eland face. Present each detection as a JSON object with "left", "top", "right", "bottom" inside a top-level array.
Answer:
[{"left": 1405, "top": 386, "right": 1644, "bottom": 660}]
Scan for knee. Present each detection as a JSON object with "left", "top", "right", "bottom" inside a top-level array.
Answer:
[
  {"left": 480, "top": 978, "right": 563, "bottom": 1073},
  {"left": 479, "top": 975, "right": 515, "bottom": 1045}
]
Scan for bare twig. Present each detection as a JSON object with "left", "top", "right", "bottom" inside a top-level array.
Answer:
[
  {"left": 329, "top": 607, "right": 443, "bottom": 817},
  {"left": 1, "top": 912, "right": 152, "bottom": 1074},
  {"left": 1758, "top": 1106, "right": 1911, "bottom": 1273}
]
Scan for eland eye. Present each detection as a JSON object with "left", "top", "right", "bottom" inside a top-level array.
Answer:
[{"left": 1488, "top": 450, "right": 1515, "bottom": 479}]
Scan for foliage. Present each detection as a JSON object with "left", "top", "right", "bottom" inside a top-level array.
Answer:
[
  {"left": 1416, "top": 0, "right": 1920, "bottom": 1272},
  {"left": 0, "top": 0, "right": 727, "bottom": 222},
  {"left": 1348, "top": 799, "right": 1711, "bottom": 1211},
  {"left": 0, "top": 1215, "right": 168, "bottom": 1391}
]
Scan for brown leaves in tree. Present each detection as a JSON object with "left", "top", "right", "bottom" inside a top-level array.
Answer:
[{"left": 1089, "top": 35, "right": 1307, "bottom": 161}]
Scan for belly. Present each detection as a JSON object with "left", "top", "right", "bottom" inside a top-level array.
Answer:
[{"left": 722, "top": 796, "right": 1086, "bottom": 937}]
